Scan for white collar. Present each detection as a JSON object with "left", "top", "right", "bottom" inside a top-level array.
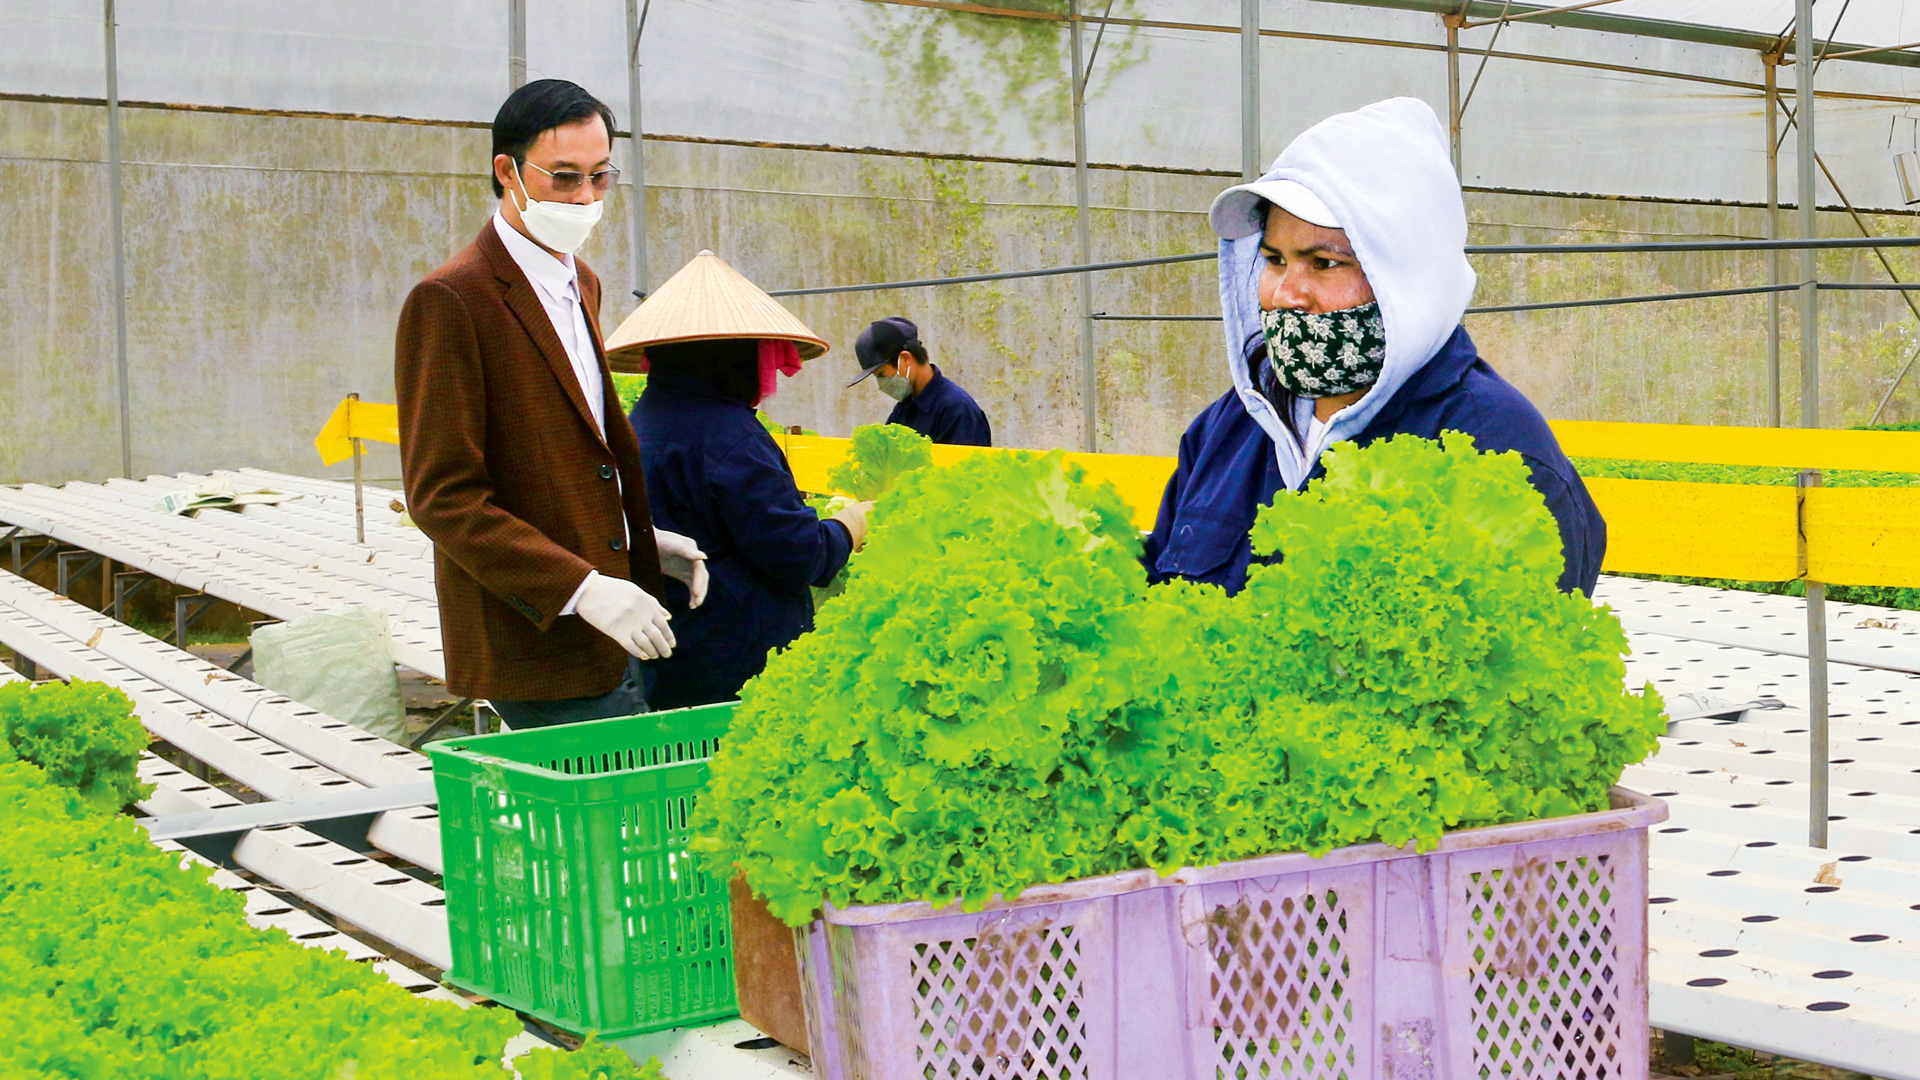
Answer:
[{"left": 493, "top": 211, "right": 578, "bottom": 300}]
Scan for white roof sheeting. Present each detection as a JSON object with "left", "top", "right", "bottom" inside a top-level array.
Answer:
[{"left": 5, "top": 0, "right": 1920, "bottom": 208}]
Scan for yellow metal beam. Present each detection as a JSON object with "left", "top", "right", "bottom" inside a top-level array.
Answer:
[
  {"left": 1583, "top": 478, "right": 1802, "bottom": 581},
  {"left": 1806, "top": 487, "right": 1920, "bottom": 588},
  {"left": 784, "top": 430, "right": 1920, "bottom": 587},
  {"left": 1550, "top": 420, "right": 1920, "bottom": 472},
  {"left": 781, "top": 435, "right": 1177, "bottom": 531}
]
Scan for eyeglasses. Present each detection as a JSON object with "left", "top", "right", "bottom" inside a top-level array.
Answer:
[{"left": 522, "top": 160, "right": 622, "bottom": 194}]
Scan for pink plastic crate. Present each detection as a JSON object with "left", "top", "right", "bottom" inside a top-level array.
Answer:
[{"left": 797, "top": 788, "right": 1665, "bottom": 1080}]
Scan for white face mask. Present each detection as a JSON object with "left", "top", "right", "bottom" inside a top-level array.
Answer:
[
  {"left": 511, "top": 161, "right": 603, "bottom": 255},
  {"left": 876, "top": 359, "right": 913, "bottom": 402}
]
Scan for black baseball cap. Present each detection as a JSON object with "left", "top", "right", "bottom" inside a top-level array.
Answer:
[{"left": 848, "top": 317, "right": 920, "bottom": 387}]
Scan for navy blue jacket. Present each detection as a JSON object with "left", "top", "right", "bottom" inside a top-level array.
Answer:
[
  {"left": 631, "top": 373, "right": 854, "bottom": 709},
  {"left": 886, "top": 366, "right": 992, "bottom": 446},
  {"left": 1143, "top": 327, "right": 1605, "bottom": 596}
]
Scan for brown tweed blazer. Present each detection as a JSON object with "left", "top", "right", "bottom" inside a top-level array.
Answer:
[{"left": 395, "top": 222, "right": 664, "bottom": 702}]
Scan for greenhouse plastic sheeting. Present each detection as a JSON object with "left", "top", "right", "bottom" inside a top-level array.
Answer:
[{"left": 9, "top": 0, "right": 1920, "bottom": 209}]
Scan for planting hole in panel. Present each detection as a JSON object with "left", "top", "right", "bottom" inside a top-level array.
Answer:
[
  {"left": 1204, "top": 889, "right": 1354, "bottom": 1080},
  {"left": 1465, "top": 855, "right": 1624, "bottom": 1079},
  {"left": 907, "top": 922, "right": 1087, "bottom": 1079}
]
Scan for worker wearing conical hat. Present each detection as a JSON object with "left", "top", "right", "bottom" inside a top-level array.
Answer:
[{"left": 605, "top": 251, "right": 870, "bottom": 709}]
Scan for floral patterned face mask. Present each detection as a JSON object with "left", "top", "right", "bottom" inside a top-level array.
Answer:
[{"left": 1257, "top": 301, "right": 1387, "bottom": 400}]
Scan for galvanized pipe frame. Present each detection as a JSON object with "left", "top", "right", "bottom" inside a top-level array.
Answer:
[
  {"left": 625, "top": 0, "right": 652, "bottom": 302},
  {"left": 1793, "top": 0, "right": 1829, "bottom": 851},
  {"left": 1766, "top": 52, "right": 1784, "bottom": 429},
  {"left": 102, "top": 0, "right": 131, "bottom": 480},
  {"left": 506, "top": 0, "right": 527, "bottom": 93},
  {"left": 54, "top": 550, "right": 102, "bottom": 601},
  {"left": 1068, "top": 0, "right": 1096, "bottom": 453},
  {"left": 1240, "top": 0, "right": 1259, "bottom": 185},
  {"left": 871, "top": 0, "right": 1920, "bottom": 106}
]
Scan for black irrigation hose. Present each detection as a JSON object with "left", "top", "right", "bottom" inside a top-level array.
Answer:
[
  {"left": 1470, "top": 283, "right": 1800, "bottom": 314},
  {"left": 1093, "top": 281, "right": 1920, "bottom": 320},
  {"left": 768, "top": 236, "right": 1920, "bottom": 298},
  {"left": 1473, "top": 236, "right": 1920, "bottom": 255},
  {"left": 765, "top": 252, "right": 1215, "bottom": 297}
]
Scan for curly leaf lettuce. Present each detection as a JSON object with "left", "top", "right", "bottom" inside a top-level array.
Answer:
[
  {"left": 697, "top": 433, "right": 1666, "bottom": 925},
  {"left": 824, "top": 423, "right": 935, "bottom": 501}
]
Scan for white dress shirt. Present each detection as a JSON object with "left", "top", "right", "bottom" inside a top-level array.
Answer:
[
  {"left": 492, "top": 212, "right": 625, "bottom": 616},
  {"left": 493, "top": 212, "right": 607, "bottom": 435}
]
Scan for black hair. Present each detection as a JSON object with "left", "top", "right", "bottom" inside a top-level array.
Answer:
[
  {"left": 490, "top": 79, "right": 617, "bottom": 198},
  {"left": 645, "top": 339, "right": 761, "bottom": 406},
  {"left": 1245, "top": 335, "right": 1303, "bottom": 446},
  {"left": 1248, "top": 199, "right": 1305, "bottom": 445},
  {"left": 901, "top": 341, "right": 928, "bottom": 364}
]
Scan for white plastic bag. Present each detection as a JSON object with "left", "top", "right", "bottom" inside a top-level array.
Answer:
[{"left": 251, "top": 606, "right": 407, "bottom": 743}]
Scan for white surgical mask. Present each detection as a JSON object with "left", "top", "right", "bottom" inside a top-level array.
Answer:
[
  {"left": 877, "top": 360, "right": 913, "bottom": 402},
  {"left": 511, "top": 162, "right": 603, "bottom": 255}
]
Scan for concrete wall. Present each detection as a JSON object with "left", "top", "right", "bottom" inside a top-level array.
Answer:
[{"left": 4, "top": 99, "right": 1918, "bottom": 486}]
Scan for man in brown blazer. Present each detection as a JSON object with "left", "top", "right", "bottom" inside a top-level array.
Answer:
[{"left": 395, "top": 79, "right": 706, "bottom": 728}]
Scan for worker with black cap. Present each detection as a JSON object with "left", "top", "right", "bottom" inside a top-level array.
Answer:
[{"left": 848, "top": 317, "right": 993, "bottom": 446}]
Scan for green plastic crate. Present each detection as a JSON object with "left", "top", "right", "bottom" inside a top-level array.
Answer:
[{"left": 426, "top": 702, "right": 736, "bottom": 1037}]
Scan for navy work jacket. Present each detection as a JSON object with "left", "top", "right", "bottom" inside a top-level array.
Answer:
[
  {"left": 1143, "top": 326, "right": 1606, "bottom": 596},
  {"left": 886, "top": 366, "right": 993, "bottom": 446},
  {"left": 630, "top": 373, "right": 853, "bottom": 709}
]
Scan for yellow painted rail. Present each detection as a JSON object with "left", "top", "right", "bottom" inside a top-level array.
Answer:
[
  {"left": 1548, "top": 420, "right": 1920, "bottom": 472},
  {"left": 781, "top": 435, "right": 1176, "bottom": 533},
  {"left": 781, "top": 425, "right": 1920, "bottom": 587},
  {"left": 1807, "top": 486, "right": 1920, "bottom": 588},
  {"left": 1582, "top": 478, "right": 1802, "bottom": 582}
]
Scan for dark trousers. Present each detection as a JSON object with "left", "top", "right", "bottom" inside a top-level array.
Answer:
[{"left": 489, "top": 656, "right": 652, "bottom": 730}]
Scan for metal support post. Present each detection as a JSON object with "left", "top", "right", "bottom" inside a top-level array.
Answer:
[
  {"left": 14, "top": 655, "right": 39, "bottom": 682},
  {"left": 507, "top": 0, "right": 527, "bottom": 92},
  {"left": 1069, "top": 0, "right": 1097, "bottom": 453},
  {"left": 104, "top": 0, "right": 133, "bottom": 478},
  {"left": 1445, "top": 13, "right": 1463, "bottom": 175},
  {"left": 225, "top": 619, "right": 275, "bottom": 676},
  {"left": 1799, "top": 468, "right": 1829, "bottom": 848},
  {"left": 174, "top": 593, "right": 219, "bottom": 648},
  {"left": 18, "top": 541, "right": 61, "bottom": 578},
  {"left": 111, "top": 570, "right": 153, "bottom": 620},
  {"left": 1793, "top": 1, "right": 1826, "bottom": 848},
  {"left": 410, "top": 697, "right": 479, "bottom": 750},
  {"left": 1241, "top": 0, "right": 1261, "bottom": 182},
  {"left": 55, "top": 551, "right": 103, "bottom": 601},
  {"left": 1795, "top": 0, "right": 1818, "bottom": 430},
  {"left": 2, "top": 527, "right": 22, "bottom": 571},
  {"left": 625, "top": 0, "right": 651, "bottom": 301},
  {"left": 349, "top": 392, "right": 366, "bottom": 545},
  {"left": 1764, "top": 53, "right": 1783, "bottom": 428}
]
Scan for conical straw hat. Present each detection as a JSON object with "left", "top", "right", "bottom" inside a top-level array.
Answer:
[{"left": 604, "top": 249, "right": 828, "bottom": 372}]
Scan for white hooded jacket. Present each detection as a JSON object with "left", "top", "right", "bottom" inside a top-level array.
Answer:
[{"left": 1210, "top": 97, "right": 1478, "bottom": 491}]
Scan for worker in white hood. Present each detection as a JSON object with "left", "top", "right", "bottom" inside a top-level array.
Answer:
[{"left": 1142, "top": 97, "right": 1605, "bottom": 595}]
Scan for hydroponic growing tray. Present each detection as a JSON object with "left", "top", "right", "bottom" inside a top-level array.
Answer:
[
  {"left": 428, "top": 703, "right": 736, "bottom": 1038},
  {"left": 798, "top": 788, "right": 1665, "bottom": 1080}
]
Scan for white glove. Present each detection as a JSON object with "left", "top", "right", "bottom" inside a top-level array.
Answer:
[
  {"left": 830, "top": 500, "right": 874, "bottom": 551},
  {"left": 654, "top": 528, "right": 709, "bottom": 609},
  {"left": 575, "top": 574, "right": 676, "bottom": 659}
]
